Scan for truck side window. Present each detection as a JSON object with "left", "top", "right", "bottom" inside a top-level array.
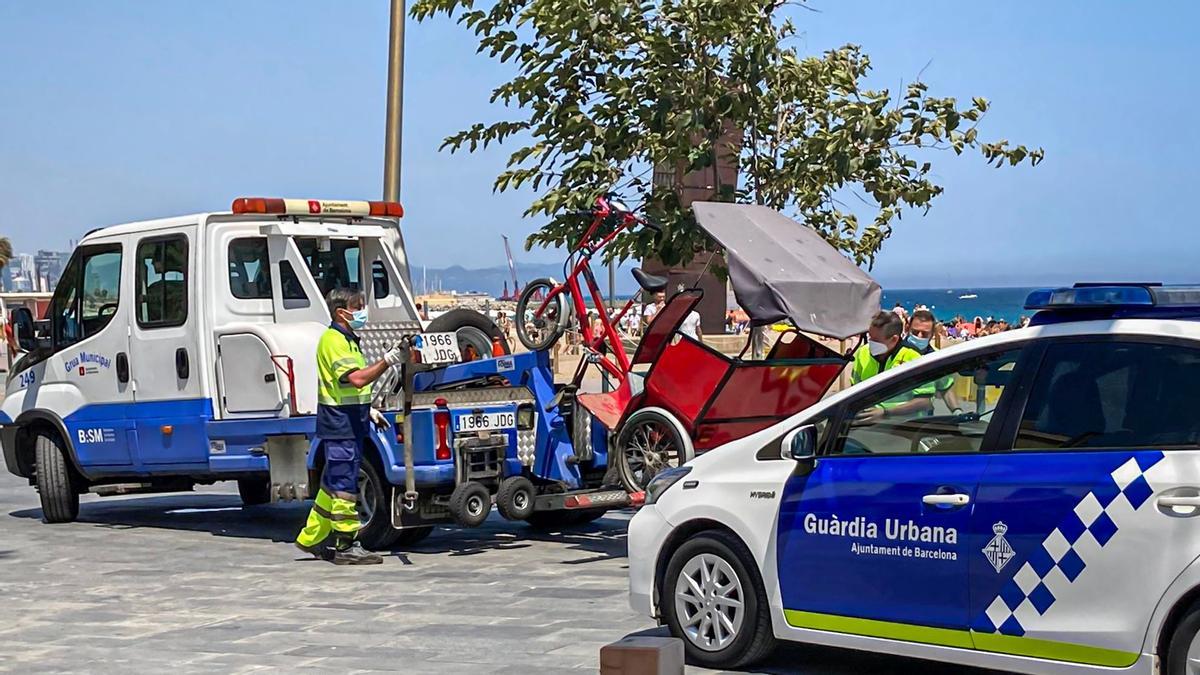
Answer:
[
  {"left": 136, "top": 236, "right": 188, "bottom": 328},
  {"left": 51, "top": 244, "right": 122, "bottom": 349},
  {"left": 228, "top": 238, "right": 272, "bottom": 299},
  {"left": 1015, "top": 341, "right": 1200, "bottom": 450}
]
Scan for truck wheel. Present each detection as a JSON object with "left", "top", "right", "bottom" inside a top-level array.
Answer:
[
  {"left": 356, "top": 454, "right": 396, "bottom": 550},
  {"left": 615, "top": 409, "right": 690, "bottom": 492},
  {"left": 35, "top": 432, "right": 79, "bottom": 524},
  {"left": 426, "top": 308, "right": 509, "bottom": 361},
  {"left": 662, "top": 530, "right": 776, "bottom": 669},
  {"left": 496, "top": 476, "right": 535, "bottom": 521},
  {"left": 237, "top": 477, "right": 272, "bottom": 506},
  {"left": 449, "top": 482, "right": 491, "bottom": 528},
  {"left": 392, "top": 526, "right": 434, "bottom": 547}
]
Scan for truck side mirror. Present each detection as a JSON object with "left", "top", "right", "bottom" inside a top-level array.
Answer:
[
  {"left": 782, "top": 424, "right": 819, "bottom": 470},
  {"left": 11, "top": 307, "right": 37, "bottom": 352}
]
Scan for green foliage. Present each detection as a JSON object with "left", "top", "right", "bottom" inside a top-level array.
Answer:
[{"left": 412, "top": 0, "right": 1044, "bottom": 267}]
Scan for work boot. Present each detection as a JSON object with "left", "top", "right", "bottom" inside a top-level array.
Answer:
[
  {"left": 295, "top": 541, "right": 333, "bottom": 561},
  {"left": 332, "top": 539, "right": 383, "bottom": 565}
]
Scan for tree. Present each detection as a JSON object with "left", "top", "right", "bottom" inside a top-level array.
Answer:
[
  {"left": 0, "top": 236, "right": 11, "bottom": 277},
  {"left": 412, "top": 0, "right": 1044, "bottom": 267}
]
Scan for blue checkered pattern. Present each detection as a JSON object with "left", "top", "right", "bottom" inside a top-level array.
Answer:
[{"left": 976, "top": 452, "right": 1163, "bottom": 636}]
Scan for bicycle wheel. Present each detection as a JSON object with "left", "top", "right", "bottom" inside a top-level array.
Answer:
[{"left": 516, "top": 278, "right": 568, "bottom": 351}]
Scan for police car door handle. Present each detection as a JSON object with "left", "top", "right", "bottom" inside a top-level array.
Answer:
[
  {"left": 1157, "top": 496, "right": 1200, "bottom": 508},
  {"left": 922, "top": 493, "right": 970, "bottom": 506}
]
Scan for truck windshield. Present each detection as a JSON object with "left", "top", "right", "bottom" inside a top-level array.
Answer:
[{"left": 295, "top": 238, "right": 388, "bottom": 299}]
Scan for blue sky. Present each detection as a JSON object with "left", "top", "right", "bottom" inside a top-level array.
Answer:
[{"left": 0, "top": 1, "right": 1196, "bottom": 288}]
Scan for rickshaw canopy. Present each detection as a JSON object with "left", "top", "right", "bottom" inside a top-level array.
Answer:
[{"left": 692, "top": 202, "right": 882, "bottom": 339}]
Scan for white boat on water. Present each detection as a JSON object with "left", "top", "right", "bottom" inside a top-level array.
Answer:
[{"left": 959, "top": 293, "right": 978, "bottom": 299}]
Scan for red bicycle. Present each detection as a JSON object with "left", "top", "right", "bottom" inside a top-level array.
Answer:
[{"left": 515, "top": 194, "right": 665, "bottom": 386}]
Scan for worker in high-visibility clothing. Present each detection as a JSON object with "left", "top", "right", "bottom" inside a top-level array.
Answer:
[
  {"left": 850, "top": 310, "right": 933, "bottom": 423},
  {"left": 296, "top": 287, "right": 404, "bottom": 565}
]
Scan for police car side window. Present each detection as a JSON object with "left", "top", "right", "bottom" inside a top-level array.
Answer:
[
  {"left": 831, "top": 349, "right": 1021, "bottom": 456},
  {"left": 1015, "top": 341, "right": 1200, "bottom": 450}
]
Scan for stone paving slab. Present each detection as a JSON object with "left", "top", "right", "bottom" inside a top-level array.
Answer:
[{"left": 0, "top": 471, "right": 1001, "bottom": 673}]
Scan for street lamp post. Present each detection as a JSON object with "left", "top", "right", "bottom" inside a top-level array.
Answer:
[{"left": 383, "top": 0, "right": 406, "bottom": 202}]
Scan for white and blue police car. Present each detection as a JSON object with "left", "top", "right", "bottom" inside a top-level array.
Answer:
[{"left": 629, "top": 284, "right": 1200, "bottom": 674}]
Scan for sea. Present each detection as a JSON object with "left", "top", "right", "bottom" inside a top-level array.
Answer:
[{"left": 880, "top": 287, "right": 1038, "bottom": 324}]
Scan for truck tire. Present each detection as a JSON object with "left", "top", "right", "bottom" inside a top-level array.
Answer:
[
  {"left": 496, "top": 476, "right": 535, "bottom": 521},
  {"left": 426, "top": 308, "right": 509, "bottom": 361},
  {"left": 35, "top": 432, "right": 79, "bottom": 524},
  {"left": 237, "top": 477, "right": 272, "bottom": 506},
  {"left": 392, "top": 526, "right": 434, "bottom": 547},
  {"left": 449, "top": 481, "right": 492, "bottom": 528},
  {"left": 356, "top": 453, "right": 396, "bottom": 551}
]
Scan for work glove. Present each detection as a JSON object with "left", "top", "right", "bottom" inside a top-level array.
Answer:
[
  {"left": 384, "top": 345, "right": 406, "bottom": 366},
  {"left": 369, "top": 408, "right": 390, "bottom": 430}
]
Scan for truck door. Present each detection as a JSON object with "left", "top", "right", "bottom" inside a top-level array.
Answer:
[
  {"left": 127, "top": 229, "right": 207, "bottom": 465},
  {"left": 777, "top": 347, "right": 1023, "bottom": 643},
  {"left": 968, "top": 338, "right": 1200, "bottom": 667},
  {"left": 46, "top": 241, "right": 135, "bottom": 468}
]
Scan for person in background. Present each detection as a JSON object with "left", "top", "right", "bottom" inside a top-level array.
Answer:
[
  {"left": 851, "top": 311, "right": 932, "bottom": 422},
  {"left": 679, "top": 307, "right": 703, "bottom": 342},
  {"left": 891, "top": 302, "right": 909, "bottom": 323},
  {"left": 904, "top": 309, "right": 965, "bottom": 415},
  {"left": 496, "top": 311, "right": 513, "bottom": 349},
  {"left": 642, "top": 290, "right": 665, "bottom": 331}
]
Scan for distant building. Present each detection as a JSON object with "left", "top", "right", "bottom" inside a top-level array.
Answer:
[{"left": 33, "top": 250, "right": 70, "bottom": 292}]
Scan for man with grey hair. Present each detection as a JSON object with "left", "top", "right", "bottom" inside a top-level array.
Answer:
[{"left": 295, "top": 287, "right": 404, "bottom": 564}]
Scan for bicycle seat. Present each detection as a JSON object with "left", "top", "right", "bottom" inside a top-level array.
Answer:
[{"left": 631, "top": 268, "right": 668, "bottom": 293}]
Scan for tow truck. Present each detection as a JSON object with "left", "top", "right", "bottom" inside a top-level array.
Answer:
[{"left": 0, "top": 196, "right": 592, "bottom": 549}]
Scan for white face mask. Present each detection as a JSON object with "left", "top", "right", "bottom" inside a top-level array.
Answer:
[{"left": 868, "top": 339, "right": 891, "bottom": 357}]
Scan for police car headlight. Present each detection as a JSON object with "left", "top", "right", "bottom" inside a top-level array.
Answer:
[{"left": 645, "top": 467, "right": 691, "bottom": 505}]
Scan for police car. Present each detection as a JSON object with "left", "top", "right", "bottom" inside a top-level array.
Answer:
[{"left": 629, "top": 284, "right": 1200, "bottom": 674}]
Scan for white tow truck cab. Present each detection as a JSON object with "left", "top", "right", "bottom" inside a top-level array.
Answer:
[{"left": 0, "top": 197, "right": 497, "bottom": 533}]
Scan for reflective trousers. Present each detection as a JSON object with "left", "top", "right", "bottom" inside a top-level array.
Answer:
[{"left": 296, "top": 439, "right": 362, "bottom": 549}]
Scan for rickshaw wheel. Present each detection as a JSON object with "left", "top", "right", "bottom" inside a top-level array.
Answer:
[{"left": 615, "top": 410, "right": 689, "bottom": 492}]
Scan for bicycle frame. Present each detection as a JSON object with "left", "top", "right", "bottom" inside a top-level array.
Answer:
[{"left": 533, "top": 198, "right": 644, "bottom": 383}]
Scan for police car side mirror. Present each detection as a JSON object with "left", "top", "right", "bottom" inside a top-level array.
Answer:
[
  {"left": 11, "top": 307, "right": 37, "bottom": 352},
  {"left": 782, "top": 424, "right": 818, "bottom": 464}
]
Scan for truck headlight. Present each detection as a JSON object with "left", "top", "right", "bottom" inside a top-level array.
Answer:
[{"left": 645, "top": 467, "right": 691, "bottom": 505}]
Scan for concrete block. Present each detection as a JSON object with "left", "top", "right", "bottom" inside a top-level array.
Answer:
[{"left": 599, "top": 636, "right": 684, "bottom": 675}]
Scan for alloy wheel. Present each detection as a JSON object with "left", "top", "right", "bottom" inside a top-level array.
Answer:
[{"left": 673, "top": 553, "right": 745, "bottom": 652}]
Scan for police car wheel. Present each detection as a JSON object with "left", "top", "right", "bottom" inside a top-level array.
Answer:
[
  {"left": 663, "top": 530, "right": 775, "bottom": 669},
  {"left": 1165, "top": 602, "right": 1200, "bottom": 675},
  {"left": 496, "top": 476, "right": 536, "bottom": 521},
  {"left": 449, "top": 482, "right": 492, "bottom": 528},
  {"left": 35, "top": 432, "right": 79, "bottom": 524}
]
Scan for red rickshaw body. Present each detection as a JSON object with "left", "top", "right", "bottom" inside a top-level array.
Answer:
[{"left": 580, "top": 290, "right": 848, "bottom": 453}]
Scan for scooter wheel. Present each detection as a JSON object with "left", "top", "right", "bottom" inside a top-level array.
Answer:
[
  {"left": 496, "top": 476, "right": 536, "bottom": 521},
  {"left": 449, "top": 482, "right": 492, "bottom": 528}
]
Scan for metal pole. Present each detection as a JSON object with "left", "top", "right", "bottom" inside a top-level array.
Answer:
[{"left": 382, "top": 0, "right": 406, "bottom": 202}]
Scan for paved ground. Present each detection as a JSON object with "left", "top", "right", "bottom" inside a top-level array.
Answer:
[{"left": 0, "top": 472, "right": 1000, "bottom": 674}]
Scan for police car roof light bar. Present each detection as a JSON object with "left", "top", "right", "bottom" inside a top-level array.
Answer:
[
  {"left": 1025, "top": 283, "right": 1200, "bottom": 311},
  {"left": 231, "top": 197, "right": 404, "bottom": 218}
]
